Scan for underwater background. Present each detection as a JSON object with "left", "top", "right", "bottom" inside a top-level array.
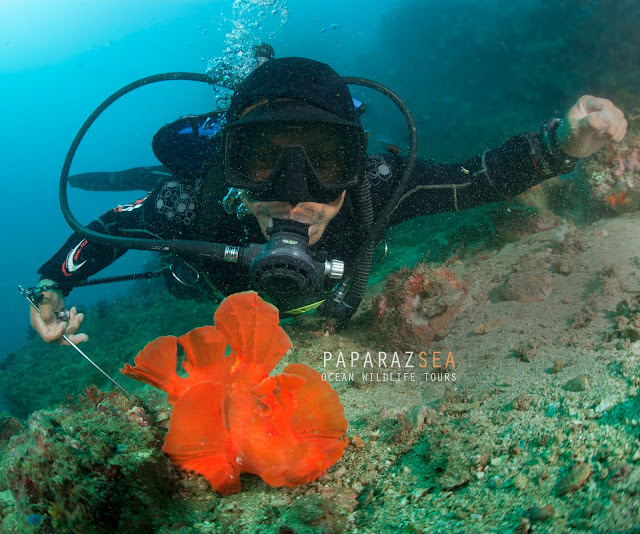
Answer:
[{"left": 1, "top": 0, "right": 640, "bottom": 532}]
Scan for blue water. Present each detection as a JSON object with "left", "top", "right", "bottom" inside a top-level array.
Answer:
[{"left": 1, "top": 0, "right": 634, "bottom": 363}]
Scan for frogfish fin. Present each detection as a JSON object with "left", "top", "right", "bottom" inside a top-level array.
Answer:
[
  {"left": 213, "top": 291, "right": 291, "bottom": 384},
  {"left": 259, "top": 441, "right": 331, "bottom": 488},
  {"left": 177, "top": 326, "right": 232, "bottom": 385},
  {"left": 162, "top": 380, "right": 241, "bottom": 495},
  {"left": 229, "top": 368, "right": 347, "bottom": 489},
  {"left": 283, "top": 363, "right": 348, "bottom": 459},
  {"left": 120, "top": 336, "right": 187, "bottom": 405}
]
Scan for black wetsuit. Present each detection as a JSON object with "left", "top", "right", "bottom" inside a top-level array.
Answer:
[{"left": 39, "top": 112, "right": 578, "bottom": 302}]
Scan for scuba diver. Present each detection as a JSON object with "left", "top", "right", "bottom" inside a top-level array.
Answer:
[{"left": 29, "top": 56, "right": 628, "bottom": 346}]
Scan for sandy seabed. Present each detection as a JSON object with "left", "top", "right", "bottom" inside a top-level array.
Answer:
[{"left": 1, "top": 214, "right": 639, "bottom": 534}]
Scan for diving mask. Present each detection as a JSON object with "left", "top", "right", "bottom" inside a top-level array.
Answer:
[{"left": 223, "top": 104, "right": 367, "bottom": 203}]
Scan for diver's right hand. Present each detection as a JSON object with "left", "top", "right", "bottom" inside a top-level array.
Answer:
[{"left": 29, "top": 282, "right": 88, "bottom": 345}]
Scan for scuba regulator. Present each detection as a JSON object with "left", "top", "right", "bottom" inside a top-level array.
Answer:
[{"left": 249, "top": 219, "right": 344, "bottom": 313}]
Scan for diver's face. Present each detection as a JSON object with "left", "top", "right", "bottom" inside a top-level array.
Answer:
[
  {"left": 231, "top": 100, "right": 354, "bottom": 244},
  {"left": 240, "top": 189, "right": 346, "bottom": 245},
  {"left": 238, "top": 123, "right": 347, "bottom": 246}
]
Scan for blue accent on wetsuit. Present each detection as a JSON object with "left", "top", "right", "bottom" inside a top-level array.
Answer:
[{"left": 177, "top": 116, "right": 223, "bottom": 137}]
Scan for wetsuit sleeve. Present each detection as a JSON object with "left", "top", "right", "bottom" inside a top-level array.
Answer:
[
  {"left": 37, "top": 193, "right": 153, "bottom": 294},
  {"left": 37, "top": 178, "right": 204, "bottom": 294},
  {"left": 369, "top": 124, "right": 578, "bottom": 226}
]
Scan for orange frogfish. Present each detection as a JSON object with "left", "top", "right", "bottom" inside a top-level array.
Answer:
[{"left": 121, "top": 291, "right": 347, "bottom": 495}]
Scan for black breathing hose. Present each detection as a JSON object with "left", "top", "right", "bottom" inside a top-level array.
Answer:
[
  {"left": 325, "top": 77, "right": 418, "bottom": 326},
  {"left": 59, "top": 72, "right": 215, "bottom": 252}
]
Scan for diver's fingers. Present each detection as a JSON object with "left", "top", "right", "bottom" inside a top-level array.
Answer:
[
  {"left": 577, "top": 95, "right": 616, "bottom": 116},
  {"left": 611, "top": 116, "right": 628, "bottom": 143},
  {"left": 583, "top": 110, "right": 627, "bottom": 141},
  {"left": 587, "top": 97, "right": 626, "bottom": 124},
  {"left": 576, "top": 96, "right": 626, "bottom": 136},
  {"left": 72, "top": 312, "right": 85, "bottom": 332},
  {"left": 64, "top": 311, "right": 84, "bottom": 336},
  {"left": 58, "top": 332, "right": 89, "bottom": 346},
  {"left": 39, "top": 320, "right": 66, "bottom": 344},
  {"left": 54, "top": 307, "right": 88, "bottom": 345},
  {"left": 580, "top": 111, "right": 612, "bottom": 136},
  {"left": 58, "top": 313, "right": 88, "bottom": 345},
  {"left": 30, "top": 303, "right": 62, "bottom": 343}
]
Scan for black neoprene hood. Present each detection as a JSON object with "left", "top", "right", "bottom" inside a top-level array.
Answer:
[{"left": 225, "top": 57, "right": 356, "bottom": 124}]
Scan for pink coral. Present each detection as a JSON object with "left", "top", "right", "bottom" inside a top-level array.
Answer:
[
  {"left": 581, "top": 123, "right": 640, "bottom": 213},
  {"left": 372, "top": 264, "right": 470, "bottom": 347}
]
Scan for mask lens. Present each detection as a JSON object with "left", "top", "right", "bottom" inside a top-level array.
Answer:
[
  {"left": 225, "top": 128, "right": 278, "bottom": 190},
  {"left": 304, "top": 124, "right": 361, "bottom": 188}
]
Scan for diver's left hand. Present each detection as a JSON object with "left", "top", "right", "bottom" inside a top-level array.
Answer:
[{"left": 556, "top": 95, "right": 628, "bottom": 159}]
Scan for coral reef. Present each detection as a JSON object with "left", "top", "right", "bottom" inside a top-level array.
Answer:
[
  {"left": 0, "top": 416, "right": 22, "bottom": 453},
  {"left": 613, "top": 295, "right": 640, "bottom": 342},
  {"left": 579, "top": 118, "right": 640, "bottom": 215},
  {"left": 122, "top": 291, "right": 348, "bottom": 495},
  {"left": 0, "top": 387, "right": 177, "bottom": 533},
  {"left": 372, "top": 263, "right": 470, "bottom": 347}
]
